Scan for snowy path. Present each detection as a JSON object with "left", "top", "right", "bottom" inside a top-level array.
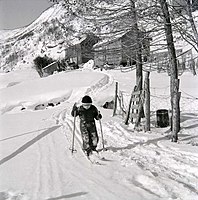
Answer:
[
  {"left": 101, "top": 120, "right": 198, "bottom": 199},
  {"left": 52, "top": 113, "right": 144, "bottom": 200},
  {"left": 0, "top": 111, "right": 140, "bottom": 200},
  {"left": 0, "top": 70, "right": 142, "bottom": 200},
  {"left": 1, "top": 69, "right": 198, "bottom": 200},
  {"left": 54, "top": 109, "right": 198, "bottom": 200}
]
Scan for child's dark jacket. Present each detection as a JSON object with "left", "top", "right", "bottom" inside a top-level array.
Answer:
[{"left": 71, "top": 105, "right": 101, "bottom": 123}]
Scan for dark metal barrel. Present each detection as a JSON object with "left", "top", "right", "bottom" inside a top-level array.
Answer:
[{"left": 156, "top": 109, "right": 169, "bottom": 127}]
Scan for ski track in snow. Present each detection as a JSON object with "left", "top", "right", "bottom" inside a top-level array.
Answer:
[
  {"left": 101, "top": 120, "right": 198, "bottom": 199},
  {"left": 54, "top": 108, "right": 198, "bottom": 200},
  {"left": 51, "top": 71, "right": 198, "bottom": 200},
  {"left": 56, "top": 115, "right": 143, "bottom": 200},
  {"left": 26, "top": 71, "right": 143, "bottom": 200},
  {"left": 1, "top": 70, "right": 198, "bottom": 200}
]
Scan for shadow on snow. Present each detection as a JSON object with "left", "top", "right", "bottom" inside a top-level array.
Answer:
[
  {"left": 0, "top": 125, "right": 61, "bottom": 166},
  {"left": 0, "top": 128, "right": 52, "bottom": 142},
  {"left": 45, "top": 192, "right": 88, "bottom": 200}
]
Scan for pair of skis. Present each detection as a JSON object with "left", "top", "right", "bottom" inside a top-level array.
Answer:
[
  {"left": 70, "top": 110, "right": 106, "bottom": 163},
  {"left": 86, "top": 150, "right": 105, "bottom": 165}
]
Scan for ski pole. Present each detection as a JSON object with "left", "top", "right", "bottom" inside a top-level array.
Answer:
[
  {"left": 71, "top": 110, "right": 77, "bottom": 154},
  {"left": 98, "top": 113, "right": 106, "bottom": 151}
]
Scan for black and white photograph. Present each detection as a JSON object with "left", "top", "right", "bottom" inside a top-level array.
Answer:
[{"left": 0, "top": 0, "right": 198, "bottom": 199}]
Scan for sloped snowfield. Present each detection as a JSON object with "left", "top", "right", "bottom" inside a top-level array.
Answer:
[{"left": 0, "top": 69, "right": 198, "bottom": 200}]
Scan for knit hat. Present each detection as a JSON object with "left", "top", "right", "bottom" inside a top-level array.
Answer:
[{"left": 82, "top": 95, "right": 92, "bottom": 103}]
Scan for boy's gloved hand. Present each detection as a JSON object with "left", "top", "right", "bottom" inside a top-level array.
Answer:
[
  {"left": 98, "top": 113, "right": 102, "bottom": 119},
  {"left": 72, "top": 103, "right": 78, "bottom": 111}
]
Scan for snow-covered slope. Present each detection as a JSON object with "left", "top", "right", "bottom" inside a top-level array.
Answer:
[
  {"left": 0, "top": 68, "right": 198, "bottom": 200},
  {"left": 1, "top": 1, "right": 198, "bottom": 73},
  {"left": 0, "top": 1, "right": 95, "bottom": 72}
]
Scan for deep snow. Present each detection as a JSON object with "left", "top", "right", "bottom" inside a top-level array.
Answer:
[{"left": 0, "top": 68, "right": 198, "bottom": 200}]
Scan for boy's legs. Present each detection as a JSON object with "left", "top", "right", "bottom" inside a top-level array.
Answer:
[
  {"left": 80, "top": 122, "right": 99, "bottom": 155},
  {"left": 90, "top": 132, "right": 99, "bottom": 151},
  {"left": 80, "top": 123, "right": 91, "bottom": 155},
  {"left": 87, "top": 123, "right": 99, "bottom": 151}
]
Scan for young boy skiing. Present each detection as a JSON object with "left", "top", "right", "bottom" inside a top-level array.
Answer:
[{"left": 71, "top": 95, "right": 102, "bottom": 156}]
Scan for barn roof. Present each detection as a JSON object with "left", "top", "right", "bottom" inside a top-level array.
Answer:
[
  {"left": 93, "top": 30, "right": 129, "bottom": 49},
  {"left": 65, "top": 34, "right": 87, "bottom": 47}
]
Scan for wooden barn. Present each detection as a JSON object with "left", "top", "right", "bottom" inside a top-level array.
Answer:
[
  {"left": 93, "top": 30, "right": 150, "bottom": 68},
  {"left": 65, "top": 33, "right": 100, "bottom": 64}
]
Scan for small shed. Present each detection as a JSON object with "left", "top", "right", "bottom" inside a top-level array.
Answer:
[
  {"left": 42, "top": 61, "right": 59, "bottom": 75},
  {"left": 93, "top": 30, "right": 150, "bottom": 67}
]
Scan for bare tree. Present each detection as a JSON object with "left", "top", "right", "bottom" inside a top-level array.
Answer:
[
  {"left": 49, "top": 0, "right": 146, "bottom": 123},
  {"left": 159, "top": 0, "right": 180, "bottom": 142},
  {"left": 168, "top": 0, "right": 198, "bottom": 52},
  {"left": 49, "top": 0, "right": 197, "bottom": 136},
  {"left": 186, "top": 0, "right": 198, "bottom": 49}
]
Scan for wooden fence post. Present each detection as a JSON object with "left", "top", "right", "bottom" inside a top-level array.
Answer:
[{"left": 125, "top": 86, "right": 137, "bottom": 125}]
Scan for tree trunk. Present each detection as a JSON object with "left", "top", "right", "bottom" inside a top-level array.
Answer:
[
  {"left": 113, "top": 82, "right": 118, "bottom": 116},
  {"left": 159, "top": 0, "right": 180, "bottom": 142},
  {"left": 130, "top": 0, "right": 144, "bottom": 125},
  {"left": 172, "top": 80, "right": 181, "bottom": 142},
  {"left": 144, "top": 71, "right": 150, "bottom": 131},
  {"left": 130, "top": 1, "right": 143, "bottom": 90}
]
